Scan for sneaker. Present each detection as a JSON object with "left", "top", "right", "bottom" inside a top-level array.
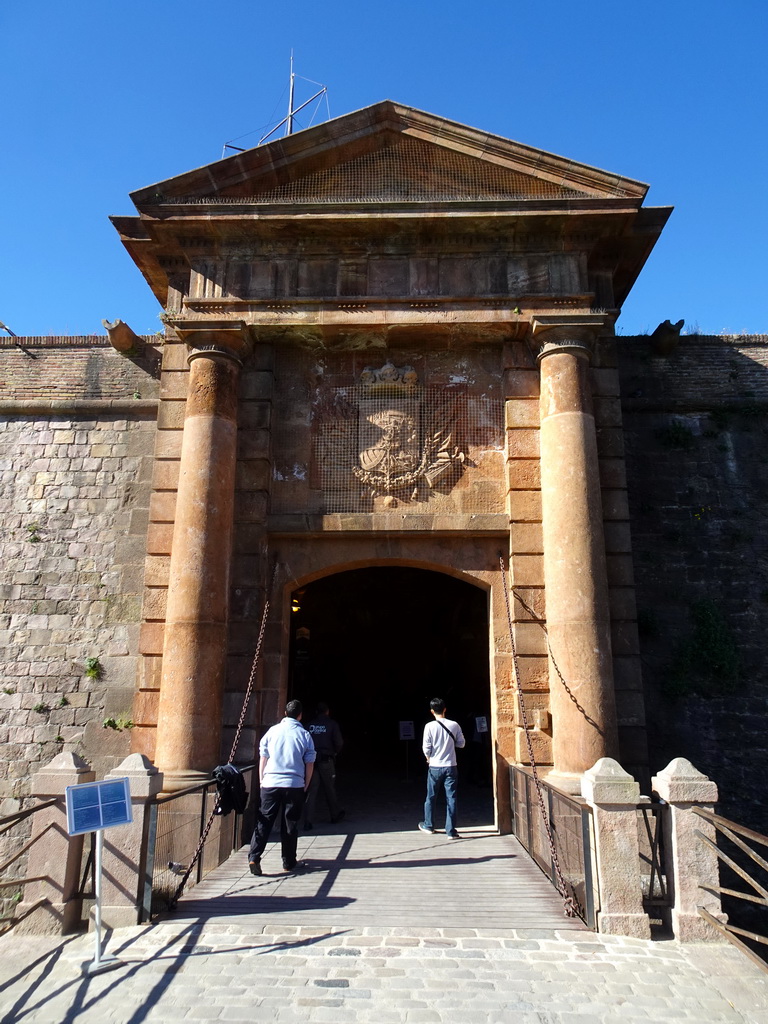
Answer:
[
  {"left": 447, "top": 831, "right": 461, "bottom": 840},
  {"left": 248, "top": 859, "right": 262, "bottom": 876},
  {"left": 418, "top": 822, "right": 435, "bottom": 834}
]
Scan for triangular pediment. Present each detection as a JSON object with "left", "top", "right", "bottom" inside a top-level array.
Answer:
[
  {"left": 130, "top": 101, "right": 648, "bottom": 208},
  {"left": 219, "top": 135, "right": 594, "bottom": 203}
]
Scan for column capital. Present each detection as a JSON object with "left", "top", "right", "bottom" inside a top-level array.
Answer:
[
  {"left": 166, "top": 319, "right": 254, "bottom": 366},
  {"left": 531, "top": 314, "right": 613, "bottom": 363}
]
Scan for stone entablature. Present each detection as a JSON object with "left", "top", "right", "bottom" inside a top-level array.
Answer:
[
  {"left": 181, "top": 252, "right": 587, "bottom": 301},
  {"left": 115, "top": 102, "right": 669, "bottom": 332}
]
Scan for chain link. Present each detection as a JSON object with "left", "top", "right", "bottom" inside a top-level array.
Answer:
[
  {"left": 227, "top": 562, "right": 279, "bottom": 764},
  {"left": 499, "top": 555, "right": 578, "bottom": 918},
  {"left": 169, "top": 563, "right": 279, "bottom": 909}
]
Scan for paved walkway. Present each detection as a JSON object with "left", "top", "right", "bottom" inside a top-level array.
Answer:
[{"left": 2, "top": 811, "right": 768, "bottom": 1023}]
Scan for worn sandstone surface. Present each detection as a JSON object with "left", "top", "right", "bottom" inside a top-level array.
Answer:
[{"left": 0, "top": 338, "right": 160, "bottom": 915}]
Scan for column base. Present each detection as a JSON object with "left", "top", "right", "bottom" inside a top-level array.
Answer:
[
  {"left": 89, "top": 905, "right": 145, "bottom": 931},
  {"left": 673, "top": 909, "right": 728, "bottom": 942},
  {"left": 14, "top": 900, "right": 81, "bottom": 935},
  {"left": 597, "top": 912, "right": 651, "bottom": 939}
]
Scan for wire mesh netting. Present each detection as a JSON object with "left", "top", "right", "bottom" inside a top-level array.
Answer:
[
  {"left": 272, "top": 382, "right": 504, "bottom": 515},
  {"left": 149, "top": 783, "right": 244, "bottom": 915},
  {"left": 160, "top": 137, "right": 633, "bottom": 205}
]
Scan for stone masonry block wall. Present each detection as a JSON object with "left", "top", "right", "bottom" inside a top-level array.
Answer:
[
  {"left": 0, "top": 335, "right": 161, "bottom": 400},
  {"left": 619, "top": 334, "right": 768, "bottom": 826},
  {"left": 503, "top": 335, "right": 644, "bottom": 775},
  {"left": 133, "top": 335, "right": 274, "bottom": 767},
  {"left": 503, "top": 339, "right": 547, "bottom": 765},
  {"left": 593, "top": 336, "right": 646, "bottom": 781},
  {"left": 0, "top": 339, "right": 160, "bottom": 922}
]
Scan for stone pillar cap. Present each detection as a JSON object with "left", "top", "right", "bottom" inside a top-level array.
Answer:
[
  {"left": 39, "top": 751, "right": 92, "bottom": 773},
  {"left": 652, "top": 757, "right": 718, "bottom": 803},
  {"left": 581, "top": 757, "right": 640, "bottom": 806},
  {"left": 32, "top": 751, "right": 95, "bottom": 794},
  {"left": 110, "top": 753, "right": 160, "bottom": 776},
  {"left": 108, "top": 753, "right": 164, "bottom": 798}
]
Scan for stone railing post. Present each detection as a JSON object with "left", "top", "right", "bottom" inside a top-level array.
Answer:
[
  {"left": 652, "top": 757, "right": 727, "bottom": 941},
  {"left": 533, "top": 315, "right": 619, "bottom": 791},
  {"left": 581, "top": 757, "right": 650, "bottom": 938},
  {"left": 96, "top": 754, "right": 164, "bottom": 930},
  {"left": 154, "top": 322, "right": 252, "bottom": 790},
  {"left": 15, "top": 752, "right": 95, "bottom": 935}
]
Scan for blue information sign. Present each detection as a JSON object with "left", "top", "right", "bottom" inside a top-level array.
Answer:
[{"left": 66, "top": 778, "right": 133, "bottom": 836}]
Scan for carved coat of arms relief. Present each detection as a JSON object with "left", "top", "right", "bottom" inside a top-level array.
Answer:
[{"left": 351, "top": 362, "right": 466, "bottom": 504}]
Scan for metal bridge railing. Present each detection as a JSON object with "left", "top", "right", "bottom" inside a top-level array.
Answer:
[
  {"left": 693, "top": 806, "right": 768, "bottom": 972},
  {"left": 143, "top": 765, "right": 256, "bottom": 920},
  {"left": 637, "top": 797, "right": 670, "bottom": 921},
  {"left": 0, "top": 798, "right": 85, "bottom": 933},
  {"left": 509, "top": 764, "right": 597, "bottom": 928}
]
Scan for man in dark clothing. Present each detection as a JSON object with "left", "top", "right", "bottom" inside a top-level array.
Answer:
[
  {"left": 304, "top": 702, "right": 345, "bottom": 826},
  {"left": 248, "top": 699, "right": 316, "bottom": 875}
]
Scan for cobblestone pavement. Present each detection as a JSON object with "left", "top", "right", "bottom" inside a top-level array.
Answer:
[
  {"left": 3, "top": 822, "right": 768, "bottom": 1022},
  {"left": 3, "top": 917, "right": 768, "bottom": 1023}
]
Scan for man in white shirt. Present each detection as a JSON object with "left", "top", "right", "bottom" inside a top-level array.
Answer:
[
  {"left": 248, "top": 699, "right": 316, "bottom": 875},
  {"left": 419, "top": 697, "right": 466, "bottom": 839}
]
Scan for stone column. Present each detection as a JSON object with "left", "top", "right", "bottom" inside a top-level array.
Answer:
[
  {"left": 97, "top": 754, "right": 164, "bottom": 929},
  {"left": 534, "top": 316, "right": 618, "bottom": 790},
  {"left": 16, "top": 752, "right": 95, "bottom": 935},
  {"left": 154, "top": 323, "right": 252, "bottom": 790},
  {"left": 581, "top": 757, "right": 650, "bottom": 938},
  {"left": 652, "top": 757, "right": 727, "bottom": 941}
]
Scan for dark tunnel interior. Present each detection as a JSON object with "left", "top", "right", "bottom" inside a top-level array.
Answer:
[{"left": 287, "top": 566, "right": 494, "bottom": 824}]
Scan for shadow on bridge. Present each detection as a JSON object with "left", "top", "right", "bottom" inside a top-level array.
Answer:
[{"left": 167, "top": 774, "right": 584, "bottom": 933}]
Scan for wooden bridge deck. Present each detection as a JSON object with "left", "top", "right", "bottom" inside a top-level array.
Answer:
[{"left": 169, "top": 776, "right": 585, "bottom": 932}]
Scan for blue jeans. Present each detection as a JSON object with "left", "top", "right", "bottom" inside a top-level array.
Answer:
[{"left": 423, "top": 766, "right": 458, "bottom": 833}]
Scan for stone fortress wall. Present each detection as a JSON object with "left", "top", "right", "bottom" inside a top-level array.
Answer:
[
  {"left": 618, "top": 333, "right": 768, "bottom": 829},
  {"left": 0, "top": 336, "right": 161, "bottom": 811},
  {"left": 1, "top": 329, "right": 767, "bottom": 864}
]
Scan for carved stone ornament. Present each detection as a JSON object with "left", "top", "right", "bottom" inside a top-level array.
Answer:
[
  {"left": 352, "top": 364, "right": 466, "bottom": 502},
  {"left": 359, "top": 361, "right": 419, "bottom": 390}
]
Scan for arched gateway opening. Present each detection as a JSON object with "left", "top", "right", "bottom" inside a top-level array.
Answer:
[{"left": 287, "top": 566, "right": 494, "bottom": 827}]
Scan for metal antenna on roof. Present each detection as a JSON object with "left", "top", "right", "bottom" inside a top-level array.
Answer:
[
  {"left": 221, "top": 55, "right": 330, "bottom": 157},
  {"left": 287, "top": 50, "right": 296, "bottom": 137}
]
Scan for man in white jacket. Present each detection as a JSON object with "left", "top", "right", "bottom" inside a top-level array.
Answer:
[{"left": 419, "top": 697, "right": 466, "bottom": 839}]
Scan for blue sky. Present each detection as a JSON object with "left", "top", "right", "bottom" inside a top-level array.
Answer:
[{"left": 2, "top": 0, "right": 766, "bottom": 338}]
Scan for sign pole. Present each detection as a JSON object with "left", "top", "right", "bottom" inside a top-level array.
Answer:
[{"left": 85, "top": 828, "right": 121, "bottom": 975}]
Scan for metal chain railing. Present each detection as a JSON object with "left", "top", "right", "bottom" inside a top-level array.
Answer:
[
  {"left": 509, "top": 587, "right": 599, "bottom": 731},
  {"left": 226, "top": 562, "right": 278, "bottom": 765},
  {"left": 168, "top": 563, "right": 279, "bottom": 909},
  {"left": 499, "top": 554, "right": 578, "bottom": 918}
]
